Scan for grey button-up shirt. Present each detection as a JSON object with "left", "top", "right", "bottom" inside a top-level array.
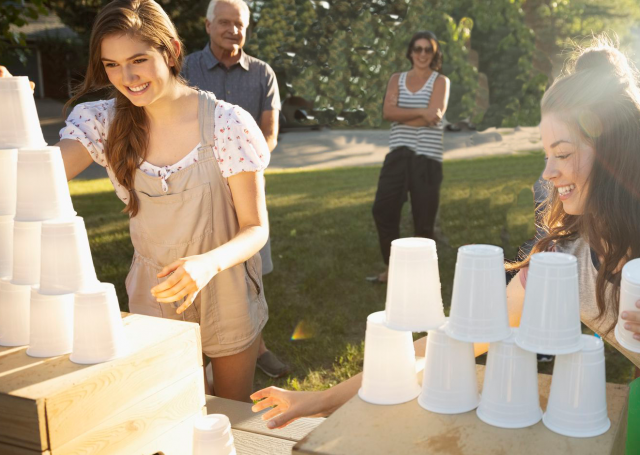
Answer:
[{"left": 182, "top": 44, "right": 280, "bottom": 124}]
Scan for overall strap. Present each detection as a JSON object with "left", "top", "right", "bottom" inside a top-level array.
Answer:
[{"left": 198, "top": 90, "right": 217, "bottom": 148}]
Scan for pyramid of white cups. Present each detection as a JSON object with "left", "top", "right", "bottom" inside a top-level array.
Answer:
[
  {"left": 0, "top": 76, "right": 127, "bottom": 364},
  {"left": 359, "top": 236, "right": 640, "bottom": 438}
]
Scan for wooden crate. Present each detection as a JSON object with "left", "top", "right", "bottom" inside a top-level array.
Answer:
[{"left": 0, "top": 313, "right": 205, "bottom": 454}]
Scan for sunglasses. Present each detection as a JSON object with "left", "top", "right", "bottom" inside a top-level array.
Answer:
[{"left": 412, "top": 45, "right": 434, "bottom": 55}]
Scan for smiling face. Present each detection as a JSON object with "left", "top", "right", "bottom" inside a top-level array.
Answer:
[
  {"left": 100, "top": 33, "right": 176, "bottom": 107},
  {"left": 411, "top": 38, "right": 435, "bottom": 70},
  {"left": 540, "top": 113, "right": 596, "bottom": 215},
  {"left": 206, "top": 1, "right": 249, "bottom": 55}
]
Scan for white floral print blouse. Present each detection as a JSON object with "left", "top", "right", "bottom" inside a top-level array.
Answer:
[{"left": 59, "top": 98, "right": 269, "bottom": 203}]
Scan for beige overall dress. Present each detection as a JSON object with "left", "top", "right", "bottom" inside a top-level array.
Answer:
[{"left": 125, "top": 90, "right": 268, "bottom": 357}]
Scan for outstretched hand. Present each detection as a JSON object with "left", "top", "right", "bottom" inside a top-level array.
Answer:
[
  {"left": 150, "top": 254, "right": 217, "bottom": 314},
  {"left": 620, "top": 300, "right": 640, "bottom": 340},
  {"left": 250, "top": 387, "right": 329, "bottom": 430}
]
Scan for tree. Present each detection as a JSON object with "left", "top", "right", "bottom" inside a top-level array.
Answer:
[{"left": 1, "top": 0, "right": 47, "bottom": 64}]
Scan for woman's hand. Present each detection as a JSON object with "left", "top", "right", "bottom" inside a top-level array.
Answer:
[
  {"left": 421, "top": 107, "right": 443, "bottom": 126},
  {"left": 150, "top": 254, "right": 218, "bottom": 314},
  {"left": 250, "top": 387, "right": 331, "bottom": 430},
  {"left": 620, "top": 301, "right": 640, "bottom": 340}
]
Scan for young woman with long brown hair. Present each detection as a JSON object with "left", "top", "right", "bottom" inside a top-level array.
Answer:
[
  {"left": 250, "top": 37, "right": 640, "bottom": 429},
  {"left": 3, "top": 0, "right": 270, "bottom": 402}
]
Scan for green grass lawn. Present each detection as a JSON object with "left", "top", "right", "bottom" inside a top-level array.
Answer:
[{"left": 69, "top": 151, "right": 637, "bottom": 391}]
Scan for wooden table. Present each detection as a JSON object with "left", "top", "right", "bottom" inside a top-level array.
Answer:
[
  {"left": 293, "top": 364, "right": 629, "bottom": 455},
  {"left": 206, "top": 396, "right": 323, "bottom": 454}
]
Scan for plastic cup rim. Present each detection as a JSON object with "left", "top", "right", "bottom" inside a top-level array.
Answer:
[
  {"left": 357, "top": 385, "right": 421, "bottom": 406},
  {"left": 542, "top": 413, "right": 611, "bottom": 438},
  {"left": 458, "top": 244, "right": 504, "bottom": 257},
  {"left": 445, "top": 325, "right": 512, "bottom": 344},
  {"left": 391, "top": 237, "right": 436, "bottom": 248},
  {"left": 417, "top": 394, "right": 479, "bottom": 414},
  {"left": 530, "top": 252, "right": 577, "bottom": 266},
  {"left": 514, "top": 336, "right": 584, "bottom": 355},
  {"left": 476, "top": 406, "right": 543, "bottom": 429},
  {"left": 383, "top": 317, "right": 445, "bottom": 333}
]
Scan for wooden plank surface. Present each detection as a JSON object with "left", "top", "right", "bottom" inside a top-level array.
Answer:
[
  {"left": 55, "top": 368, "right": 205, "bottom": 455},
  {"left": 0, "top": 314, "right": 202, "bottom": 451},
  {"left": 293, "top": 365, "right": 630, "bottom": 455},
  {"left": 206, "top": 395, "right": 323, "bottom": 442},
  {"left": 233, "top": 429, "right": 297, "bottom": 455}
]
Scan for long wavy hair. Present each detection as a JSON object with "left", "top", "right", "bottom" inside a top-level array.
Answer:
[
  {"left": 406, "top": 31, "right": 443, "bottom": 72},
  {"left": 64, "top": 0, "right": 186, "bottom": 216},
  {"left": 508, "top": 36, "right": 640, "bottom": 334}
]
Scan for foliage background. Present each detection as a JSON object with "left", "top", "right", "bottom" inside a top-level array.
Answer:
[{"left": 6, "top": 0, "right": 640, "bottom": 128}]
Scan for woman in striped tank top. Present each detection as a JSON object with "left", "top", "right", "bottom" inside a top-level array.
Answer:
[{"left": 369, "top": 31, "right": 450, "bottom": 283}]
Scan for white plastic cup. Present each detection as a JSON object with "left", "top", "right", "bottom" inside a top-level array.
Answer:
[
  {"left": 193, "top": 414, "right": 237, "bottom": 455},
  {"left": 384, "top": 238, "right": 446, "bottom": 332},
  {"left": 358, "top": 311, "right": 421, "bottom": 405},
  {"left": 40, "top": 217, "right": 98, "bottom": 295},
  {"left": 515, "top": 252, "right": 583, "bottom": 355},
  {"left": 0, "top": 277, "right": 31, "bottom": 346},
  {"left": 0, "top": 77, "right": 46, "bottom": 149},
  {"left": 26, "top": 287, "right": 74, "bottom": 357},
  {"left": 0, "top": 149, "right": 18, "bottom": 215},
  {"left": 12, "top": 221, "right": 41, "bottom": 285},
  {"left": 15, "top": 147, "right": 76, "bottom": 222},
  {"left": 615, "top": 259, "right": 640, "bottom": 353},
  {"left": 418, "top": 319, "right": 479, "bottom": 414},
  {"left": 446, "top": 245, "right": 511, "bottom": 343},
  {"left": 476, "top": 328, "right": 543, "bottom": 428},
  {"left": 0, "top": 215, "right": 13, "bottom": 278},
  {"left": 543, "top": 335, "right": 610, "bottom": 437},
  {"left": 70, "top": 283, "right": 128, "bottom": 364}
]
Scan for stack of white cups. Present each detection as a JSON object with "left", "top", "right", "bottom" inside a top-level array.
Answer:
[
  {"left": 359, "top": 238, "right": 446, "bottom": 406},
  {"left": 0, "top": 147, "right": 19, "bottom": 346},
  {"left": 512, "top": 252, "right": 610, "bottom": 437}
]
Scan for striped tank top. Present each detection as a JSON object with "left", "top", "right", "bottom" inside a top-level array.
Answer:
[{"left": 388, "top": 71, "right": 444, "bottom": 162}]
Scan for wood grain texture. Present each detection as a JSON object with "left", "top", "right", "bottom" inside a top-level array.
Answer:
[
  {"left": 206, "top": 395, "right": 323, "bottom": 442},
  {"left": 233, "top": 429, "right": 297, "bottom": 455},
  {"left": 293, "top": 365, "right": 630, "bottom": 455},
  {"left": 47, "top": 321, "right": 201, "bottom": 449},
  {"left": 0, "top": 314, "right": 202, "bottom": 452},
  {"left": 54, "top": 368, "right": 205, "bottom": 455},
  {"left": 137, "top": 411, "right": 204, "bottom": 455}
]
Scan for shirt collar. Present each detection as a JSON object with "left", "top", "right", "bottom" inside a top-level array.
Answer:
[{"left": 204, "top": 43, "right": 250, "bottom": 71}]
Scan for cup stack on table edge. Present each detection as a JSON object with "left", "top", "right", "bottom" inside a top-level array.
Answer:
[
  {"left": 360, "top": 239, "right": 611, "bottom": 439},
  {"left": 0, "top": 77, "right": 127, "bottom": 366}
]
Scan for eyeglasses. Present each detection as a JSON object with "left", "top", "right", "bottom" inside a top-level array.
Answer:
[{"left": 412, "top": 46, "right": 434, "bottom": 55}]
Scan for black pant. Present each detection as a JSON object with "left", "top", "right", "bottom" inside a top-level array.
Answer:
[{"left": 372, "top": 147, "right": 443, "bottom": 265}]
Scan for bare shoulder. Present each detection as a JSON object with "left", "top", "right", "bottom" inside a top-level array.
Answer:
[{"left": 435, "top": 74, "right": 450, "bottom": 85}]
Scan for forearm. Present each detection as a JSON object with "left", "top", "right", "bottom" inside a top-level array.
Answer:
[
  {"left": 383, "top": 106, "right": 424, "bottom": 123},
  {"left": 261, "top": 129, "right": 277, "bottom": 152},
  {"left": 319, "top": 373, "right": 363, "bottom": 416},
  {"left": 204, "top": 224, "right": 269, "bottom": 273}
]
